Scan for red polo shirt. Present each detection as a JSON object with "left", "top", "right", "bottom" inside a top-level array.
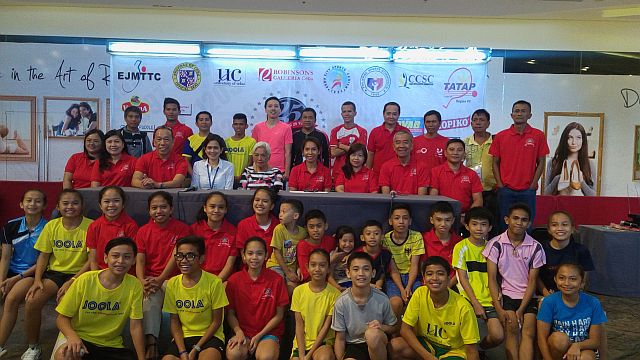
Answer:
[
  {"left": 489, "top": 124, "right": 549, "bottom": 191},
  {"left": 86, "top": 213, "right": 139, "bottom": 269},
  {"left": 236, "top": 214, "right": 279, "bottom": 253},
  {"left": 334, "top": 167, "right": 378, "bottom": 193},
  {"left": 64, "top": 152, "right": 96, "bottom": 189},
  {"left": 422, "top": 229, "right": 462, "bottom": 277},
  {"left": 135, "top": 217, "right": 192, "bottom": 277},
  {"left": 367, "top": 123, "right": 410, "bottom": 174},
  {"left": 226, "top": 268, "right": 289, "bottom": 338},
  {"left": 90, "top": 154, "right": 137, "bottom": 187},
  {"left": 378, "top": 157, "right": 430, "bottom": 195},
  {"left": 330, "top": 124, "right": 368, "bottom": 172},
  {"left": 430, "top": 163, "right": 483, "bottom": 213},
  {"left": 135, "top": 150, "right": 188, "bottom": 183},
  {"left": 297, "top": 235, "right": 336, "bottom": 282},
  {"left": 289, "top": 163, "right": 332, "bottom": 191},
  {"left": 413, "top": 134, "right": 448, "bottom": 174},
  {"left": 191, "top": 219, "right": 237, "bottom": 275},
  {"left": 165, "top": 120, "right": 193, "bottom": 158}
]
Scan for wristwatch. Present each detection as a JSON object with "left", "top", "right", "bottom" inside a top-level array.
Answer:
[{"left": 192, "top": 344, "right": 201, "bottom": 352}]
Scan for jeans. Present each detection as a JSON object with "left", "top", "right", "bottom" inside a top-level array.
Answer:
[{"left": 497, "top": 187, "right": 536, "bottom": 233}]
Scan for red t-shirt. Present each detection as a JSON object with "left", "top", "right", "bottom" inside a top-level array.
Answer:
[
  {"left": 135, "top": 218, "right": 191, "bottom": 277},
  {"left": 334, "top": 167, "right": 378, "bottom": 193},
  {"left": 422, "top": 229, "right": 462, "bottom": 277},
  {"left": 367, "top": 123, "right": 410, "bottom": 174},
  {"left": 165, "top": 120, "right": 193, "bottom": 159},
  {"left": 489, "top": 124, "right": 550, "bottom": 191},
  {"left": 64, "top": 152, "right": 97, "bottom": 189},
  {"left": 236, "top": 215, "right": 280, "bottom": 253},
  {"left": 226, "top": 268, "right": 289, "bottom": 338},
  {"left": 430, "top": 163, "right": 483, "bottom": 213},
  {"left": 288, "top": 163, "right": 332, "bottom": 191},
  {"left": 297, "top": 235, "right": 336, "bottom": 282},
  {"left": 412, "top": 134, "right": 449, "bottom": 174},
  {"left": 378, "top": 157, "right": 430, "bottom": 195},
  {"left": 329, "top": 124, "right": 368, "bottom": 172},
  {"left": 135, "top": 150, "right": 188, "bottom": 183},
  {"left": 191, "top": 219, "right": 237, "bottom": 275},
  {"left": 86, "top": 213, "right": 139, "bottom": 269},
  {"left": 90, "top": 154, "right": 137, "bottom": 187}
]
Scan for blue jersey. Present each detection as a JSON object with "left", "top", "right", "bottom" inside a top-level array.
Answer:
[
  {"left": 537, "top": 291, "right": 607, "bottom": 342},
  {"left": 1, "top": 216, "right": 47, "bottom": 274}
]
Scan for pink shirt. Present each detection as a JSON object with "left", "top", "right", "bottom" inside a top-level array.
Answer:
[
  {"left": 252, "top": 121, "right": 293, "bottom": 172},
  {"left": 482, "top": 232, "right": 546, "bottom": 299}
]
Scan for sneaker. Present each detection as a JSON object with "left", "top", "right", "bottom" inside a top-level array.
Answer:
[
  {"left": 0, "top": 347, "right": 7, "bottom": 358},
  {"left": 21, "top": 346, "right": 41, "bottom": 360}
]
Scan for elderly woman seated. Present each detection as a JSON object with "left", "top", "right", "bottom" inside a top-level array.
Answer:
[{"left": 239, "top": 141, "right": 284, "bottom": 191}]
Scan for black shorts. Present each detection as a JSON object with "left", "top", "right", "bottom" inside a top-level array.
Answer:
[
  {"left": 165, "top": 336, "right": 225, "bottom": 357},
  {"left": 344, "top": 342, "right": 370, "bottom": 360},
  {"left": 43, "top": 270, "right": 74, "bottom": 288},
  {"left": 82, "top": 340, "right": 135, "bottom": 360},
  {"left": 502, "top": 295, "right": 538, "bottom": 314}
]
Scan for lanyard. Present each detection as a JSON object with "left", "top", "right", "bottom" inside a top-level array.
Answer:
[{"left": 207, "top": 163, "right": 220, "bottom": 189}]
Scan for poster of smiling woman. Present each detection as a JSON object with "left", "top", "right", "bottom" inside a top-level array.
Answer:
[{"left": 542, "top": 112, "right": 604, "bottom": 196}]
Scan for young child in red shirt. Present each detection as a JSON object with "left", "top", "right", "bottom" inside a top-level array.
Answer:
[
  {"left": 422, "top": 201, "right": 461, "bottom": 287},
  {"left": 226, "top": 237, "right": 289, "bottom": 360},
  {"left": 297, "top": 210, "right": 335, "bottom": 283},
  {"left": 236, "top": 188, "right": 279, "bottom": 254},
  {"left": 86, "top": 186, "right": 138, "bottom": 270},
  {"left": 191, "top": 191, "right": 237, "bottom": 281}
]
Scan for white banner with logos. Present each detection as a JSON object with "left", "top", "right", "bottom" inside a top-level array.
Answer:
[{"left": 111, "top": 57, "right": 486, "bottom": 139}]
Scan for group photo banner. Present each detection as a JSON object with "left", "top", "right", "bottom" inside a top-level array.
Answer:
[{"left": 110, "top": 56, "right": 487, "bottom": 139}]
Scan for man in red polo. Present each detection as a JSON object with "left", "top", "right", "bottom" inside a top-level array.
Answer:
[
  {"left": 378, "top": 130, "right": 429, "bottom": 195},
  {"left": 413, "top": 109, "right": 449, "bottom": 174},
  {"left": 490, "top": 100, "right": 549, "bottom": 231},
  {"left": 429, "top": 139, "right": 483, "bottom": 214},
  {"left": 330, "top": 101, "right": 368, "bottom": 173},
  {"left": 366, "top": 102, "right": 409, "bottom": 175},
  {"left": 132, "top": 126, "right": 188, "bottom": 189},
  {"left": 162, "top": 97, "right": 193, "bottom": 158}
]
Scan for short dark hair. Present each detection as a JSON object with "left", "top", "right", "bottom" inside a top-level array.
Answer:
[
  {"left": 302, "top": 137, "right": 322, "bottom": 155},
  {"left": 280, "top": 199, "right": 303, "bottom": 216},
  {"left": 302, "top": 107, "right": 317, "bottom": 119},
  {"left": 233, "top": 113, "right": 248, "bottom": 123},
  {"left": 99, "top": 186, "right": 126, "bottom": 206},
  {"left": 176, "top": 235, "right": 205, "bottom": 255},
  {"left": 361, "top": 219, "right": 383, "bottom": 233},
  {"left": 424, "top": 110, "right": 442, "bottom": 122},
  {"left": 422, "top": 255, "right": 451, "bottom": 275},
  {"left": 347, "top": 251, "right": 373, "bottom": 269},
  {"left": 105, "top": 237, "right": 137, "bottom": 256},
  {"left": 547, "top": 210, "right": 574, "bottom": 226},
  {"left": 465, "top": 206, "right": 493, "bottom": 226},
  {"left": 390, "top": 203, "right": 412, "bottom": 218},
  {"left": 430, "top": 201, "right": 454, "bottom": 217},
  {"left": 57, "top": 189, "right": 84, "bottom": 207},
  {"left": 508, "top": 202, "right": 532, "bottom": 219},
  {"left": 264, "top": 96, "right": 281, "bottom": 108},
  {"left": 446, "top": 138, "right": 465, "bottom": 150},
  {"left": 195, "top": 111, "right": 212, "bottom": 122},
  {"left": 512, "top": 100, "right": 531, "bottom": 112},
  {"left": 243, "top": 236, "right": 267, "bottom": 253},
  {"left": 163, "top": 97, "right": 180, "bottom": 110},
  {"left": 124, "top": 105, "right": 142, "bottom": 119},
  {"left": 342, "top": 101, "right": 356, "bottom": 112},
  {"left": 148, "top": 191, "right": 173, "bottom": 209},
  {"left": 335, "top": 225, "right": 356, "bottom": 243},
  {"left": 21, "top": 189, "right": 47, "bottom": 205},
  {"left": 305, "top": 209, "right": 327, "bottom": 225},
  {"left": 383, "top": 101, "right": 401, "bottom": 115},
  {"left": 83, "top": 129, "right": 104, "bottom": 159},
  {"left": 196, "top": 191, "right": 228, "bottom": 222},
  {"left": 556, "top": 262, "right": 585, "bottom": 280},
  {"left": 153, "top": 125, "right": 173, "bottom": 140},
  {"left": 472, "top": 108, "right": 490, "bottom": 121},
  {"left": 309, "top": 248, "right": 330, "bottom": 264}
]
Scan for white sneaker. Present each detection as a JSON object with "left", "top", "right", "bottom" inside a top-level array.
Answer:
[
  {"left": 21, "top": 346, "right": 41, "bottom": 360},
  {"left": 0, "top": 347, "right": 7, "bottom": 358}
]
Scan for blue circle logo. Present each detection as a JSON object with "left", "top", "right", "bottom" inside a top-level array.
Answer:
[
  {"left": 324, "top": 66, "right": 350, "bottom": 94},
  {"left": 360, "top": 66, "right": 391, "bottom": 97}
]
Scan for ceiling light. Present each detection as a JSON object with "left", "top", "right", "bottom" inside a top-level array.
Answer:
[
  {"left": 204, "top": 44, "right": 297, "bottom": 59},
  {"left": 393, "top": 47, "right": 490, "bottom": 64},
  {"left": 107, "top": 41, "right": 200, "bottom": 56},
  {"left": 299, "top": 46, "right": 391, "bottom": 61}
]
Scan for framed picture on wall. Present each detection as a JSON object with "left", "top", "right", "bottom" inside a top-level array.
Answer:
[
  {"left": 634, "top": 126, "right": 640, "bottom": 181},
  {"left": 44, "top": 97, "right": 99, "bottom": 138},
  {"left": 0, "top": 96, "right": 37, "bottom": 162},
  {"left": 542, "top": 112, "right": 604, "bottom": 196}
]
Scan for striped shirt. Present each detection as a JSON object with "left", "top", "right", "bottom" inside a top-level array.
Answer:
[{"left": 240, "top": 166, "right": 284, "bottom": 191}]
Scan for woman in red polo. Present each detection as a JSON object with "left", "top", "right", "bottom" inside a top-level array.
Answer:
[
  {"left": 63, "top": 129, "right": 104, "bottom": 189},
  {"left": 289, "top": 137, "right": 332, "bottom": 192},
  {"left": 91, "top": 130, "right": 137, "bottom": 187},
  {"left": 334, "top": 143, "right": 378, "bottom": 193},
  {"left": 236, "top": 188, "right": 279, "bottom": 253}
]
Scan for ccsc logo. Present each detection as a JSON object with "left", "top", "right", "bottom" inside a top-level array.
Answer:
[
  {"left": 324, "top": 66, "right": 350, "bottom": 93},
  {"left": 360, "top": 66, "right": 391, "bottom": 97},
  {"left": 399, "top": 73, "right": 434, "bottom": 89},
  {"left": 173, "top": 62, "right": 201, "bottom": 91}
]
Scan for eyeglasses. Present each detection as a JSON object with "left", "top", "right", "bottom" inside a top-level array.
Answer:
[{"left": 174, "top": 252, "right": 198, "bottom": 261}]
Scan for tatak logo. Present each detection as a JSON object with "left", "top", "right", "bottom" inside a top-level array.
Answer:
[
  {"left": 524, "top": 138, "right": 536, "bottom": 147},
  {"left": 173, "top": 62, "right": 201, "bottom": 91},
  {"left": 118, "top": 60, "right": 162, "bottom": 93},
  {"left": 121, "top": 95, "right": 150, "bottom": 113},
  {"left": 323, "top": 66, "right": 350, "bottom": 93},
  {"left": 261, "top": 288, "right": 274, "bottom": 300},
  {"left": 360, "top": 66, "right": 391, "bottom": 97},
  {"left": 399, "top": 73, "right": 434, "bottom": 89},
  {"left": 461, "top": 175, "right": 471, "bottom": 184},
  {"left": 215, "top": 68, "right": 245, "bottom": 86},
  {"left": 443, "top": 67, "right": 477, "bottom": 109},
  {"left": 258, "top": 68, "right": 314, "bottom": 82}
]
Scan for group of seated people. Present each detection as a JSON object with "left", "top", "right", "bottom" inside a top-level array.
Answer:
[{"left": 0, "top": 184, "right": 605, "bottom": 360}]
